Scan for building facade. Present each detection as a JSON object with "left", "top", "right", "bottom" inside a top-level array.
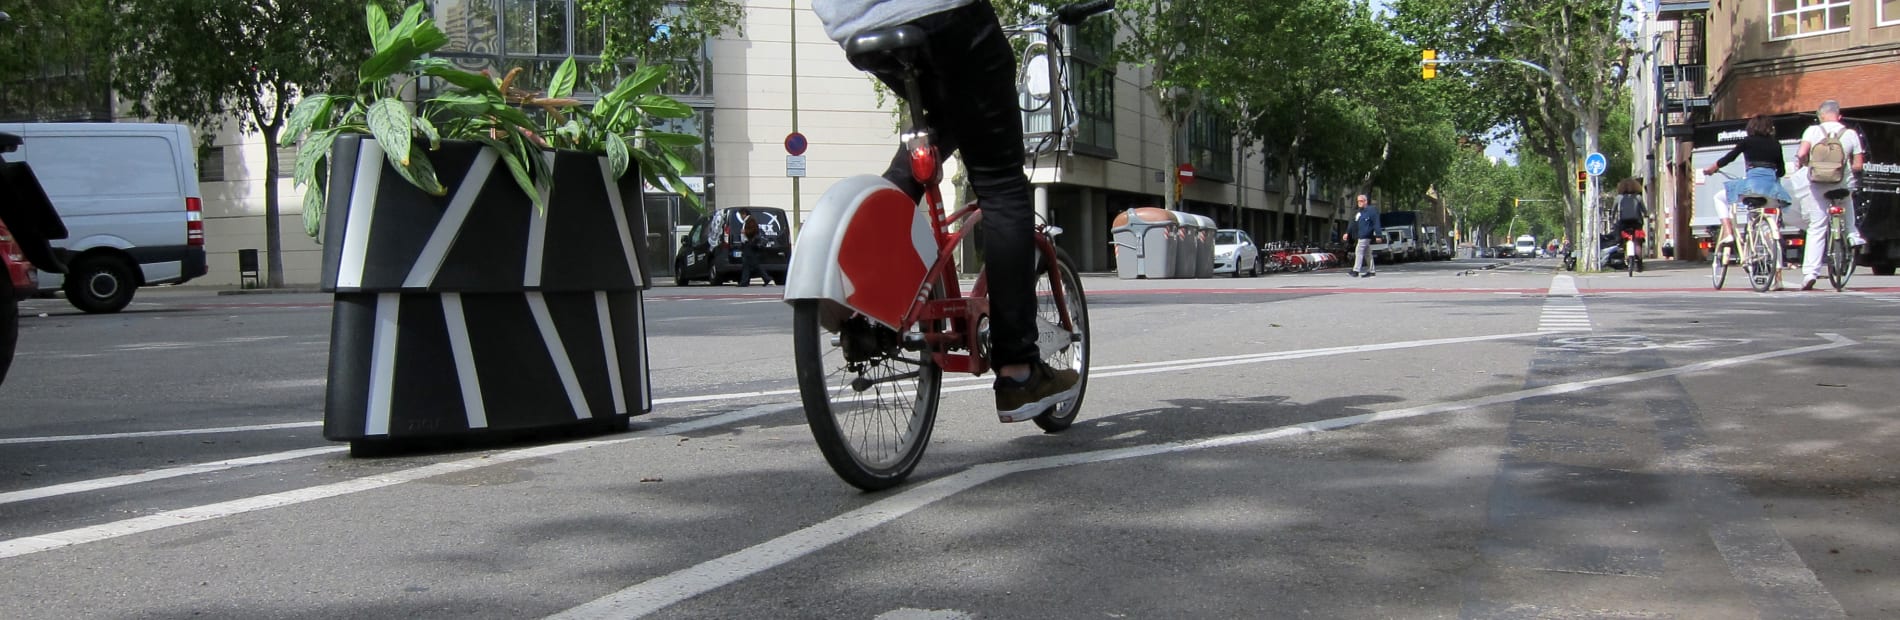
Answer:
[{"left": 17, "top": 0, "right": 1364, "bottom": 286}]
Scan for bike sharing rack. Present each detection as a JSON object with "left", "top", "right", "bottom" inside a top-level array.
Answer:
[{"left": 1110, "top": 208, "right": 1215, "bottom": 279}]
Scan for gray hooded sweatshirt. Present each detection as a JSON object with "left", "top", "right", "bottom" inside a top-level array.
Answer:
[{"left": 810, "top": 0, "right": 978, "bottom": 43}]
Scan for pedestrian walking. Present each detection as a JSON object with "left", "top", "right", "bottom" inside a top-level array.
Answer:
[
  {"left": 1342, "top": 194, "right": 1381, "bottom": 277},
  {"left": 737, "top": 208, "right": 765, "bottom": 287}
]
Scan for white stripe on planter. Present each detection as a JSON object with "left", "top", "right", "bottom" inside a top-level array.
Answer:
[
  {"left": 404, "top": 148, "right": 498, "bottom": 289},
  {"left": 337, "top": 139, "right": 386, "bottom": 289},
  {"left": 441, "top": 293, "right": 488, "bottom": 429},
  {"left": 524, "top": 153, "right": 556, "bottom": 288},
  {"left": 597, "top": 292, "right": 627, "bottom": 415},
  {"left": 528, "top": 292, "right": 593, "bottom": 420},
  {"left": 367, "top": 293, "right": 401, "bottom": 436},
  {"left": 600, "top": 158, "right": 644, "bottom": 287},
  {"left": 638, "top": 294, "right": 651, "bottom": 410}
]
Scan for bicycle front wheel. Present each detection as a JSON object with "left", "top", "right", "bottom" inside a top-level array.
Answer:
[
  {"left": 1032, "top": 247, "right": 1090, "bottom": 433},
  {"left": 1746, "top": 216, "right": 1781, "bottom": 293},
  {"left": 792, "top": 300, "right": 941, "bottom": 491},
  {"left": 1828, "top": 218, "right": 1854, "bottom": 291},
  {"left": 1711, "top": 240, "right": 1728, "bottom": 290}
]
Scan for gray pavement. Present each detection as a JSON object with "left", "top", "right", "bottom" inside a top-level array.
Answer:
[{"left": 2, "top": 258, "right": 1898, "bottom": 619}]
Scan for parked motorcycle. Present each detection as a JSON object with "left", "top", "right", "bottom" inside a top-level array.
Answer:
[{"left": 2, "top": 130, "right": 70, "bottom": 385}]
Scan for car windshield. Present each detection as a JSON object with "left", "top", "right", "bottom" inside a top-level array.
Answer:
[{"left": 1216, "top": 231, "right": 1239, "bottom": 245}]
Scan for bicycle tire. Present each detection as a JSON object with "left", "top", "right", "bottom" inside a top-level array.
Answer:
[
  {"left": 1747, "top": 215, "right": 1780, "bottom": 293},
  {"left": 792, "top": 298, "right": 942, "bottom": 491},
  {"left": 1627, "top": 239, "right": 1637, "bottom": 277},
  {"left": 1828, "top": 217, "right": 1854, "bottom": 291},
  {"left": 1033, "top": 247, "right": 1090, "bottom": 433},
  {"left": 1711, "top": 240, "right": 1728, "bottom": 290}
]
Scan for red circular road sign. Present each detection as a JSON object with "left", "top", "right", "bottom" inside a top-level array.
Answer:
[
  {"left": 785, "top": 132, "right": 808, "bottom": 156},
  {"left": 1177, "top": 162, "right": 1197, "bottom": 186}
]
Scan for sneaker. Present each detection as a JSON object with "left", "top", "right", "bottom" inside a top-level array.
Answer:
[
  {"left": 1349, "top": 271, "right": 1361, "bottom": 278},
  {"left": 1850, "top": 234, "right": 1867, "bottom": 248},
  {"left": 994, "top": 362, "right": 1082, "bottom": 423},
  {"left": 1364, "top": 272, "right": 1377, "bottom": 277},
  {"left": 1801, "top": 277, "right": 1817, "bottom": 291}
]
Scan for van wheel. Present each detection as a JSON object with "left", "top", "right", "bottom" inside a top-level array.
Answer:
[
  {"left": 1, "top": 273, "right": 16, "bottom": 385},
  {"left": 64, "top": 256, "right": 137, "bottom": 314}
]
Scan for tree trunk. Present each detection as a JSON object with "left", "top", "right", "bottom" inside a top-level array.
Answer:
[{"left": 261, "top": 126, "right": 285, "bottom": 288}]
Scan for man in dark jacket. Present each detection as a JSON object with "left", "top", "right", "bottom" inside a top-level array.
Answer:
[{"left": 1341, "top": 194, "right": 1381, "bottom": 277}]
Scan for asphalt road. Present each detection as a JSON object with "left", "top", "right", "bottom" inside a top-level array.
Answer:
[{"left": 2, "top": 257, "right": 1898, "bottom": 619}]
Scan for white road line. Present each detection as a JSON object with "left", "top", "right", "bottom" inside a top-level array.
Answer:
[
  {"left": 550, "top": 334, "right": 1859, "bottom": 619},
  {"left": 0, "top": 422, "right": 324, "bottom": 446},
  {"left": 0, "top": 447, "right": 347, "bottom": 506},
  {"left": 0, "top": 403, "right": 800, "bottom": 561}
]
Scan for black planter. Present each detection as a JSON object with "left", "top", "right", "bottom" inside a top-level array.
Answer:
[{"left": 319, "top": 135, "right": 653, "bottom": 447}]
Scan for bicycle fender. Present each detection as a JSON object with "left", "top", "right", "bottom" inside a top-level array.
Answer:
[{"left": 782, "top": 174, "right": 939, "bottom": 329}]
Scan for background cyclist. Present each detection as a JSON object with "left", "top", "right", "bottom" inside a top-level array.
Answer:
[
  {"left": 1612, "top": 178, "right": 1649, "bottom": 271},
  {"left": 810, "top": 0, "right": 1080, "bottom": 422},
  {"left": 1701, "top": 115, "right": 1792, "bottom": 249},
  {"left": 1793, "top": 99, "right": 1867, "bottom": 290}
]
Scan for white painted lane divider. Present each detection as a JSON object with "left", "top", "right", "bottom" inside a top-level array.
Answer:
[
  {"left": 0, "top": 422, "right": 323, "bottom": 446},
  {"left": 1540, "top": 275, "right": 1591, "bottom": 333},
  {"left": 0, "top": 447, "right": 347, "bottom": 506},
  {"left": 548, "top": 333, "right": 1859, "bottom": 620}
]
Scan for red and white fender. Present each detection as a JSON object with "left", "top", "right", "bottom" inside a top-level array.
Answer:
[{"left": 782, "top": 174, "right": 939, "bottom": 329}]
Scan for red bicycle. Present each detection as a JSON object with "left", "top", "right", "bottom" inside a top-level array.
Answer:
[{"left": 781, "top": 2, "right": 1110, "bottom": 491}]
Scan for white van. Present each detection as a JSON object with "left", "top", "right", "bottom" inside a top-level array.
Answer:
[
  {"left": 1514, "top": 234, "right": 1538, "bottom": 258},
  {"left": 0, "top": 122, "right": 206, "bottom": 313}
]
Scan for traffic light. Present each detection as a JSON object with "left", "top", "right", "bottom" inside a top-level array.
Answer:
[
  {"left": 1421, "top": 49, "right": 1438, "bottom": 79},
  {"left": 1576, "top": 170, "right": 1587, "bottom": 193}
]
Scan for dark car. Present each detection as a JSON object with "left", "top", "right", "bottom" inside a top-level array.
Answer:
[
  {"left": 673, "top": 206, "right": 792, "bottom": 286},
  {"left": 2, "top": 131, "right": 70, "bottom": 385}
]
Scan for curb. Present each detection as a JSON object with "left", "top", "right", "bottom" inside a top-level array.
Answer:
[{"left": 215, "top": 288, "right": 326, "bottom": 296}]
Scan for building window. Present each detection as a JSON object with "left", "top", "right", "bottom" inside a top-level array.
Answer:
[
  {"left": 1883, "top": 0, "right": 1900, "bottom": 26},
  {"left": 1769, "top": 0, "right": 1851, "bottom": 40},
  {"left": 426, "top": 0, "right": 710, "bottom": 100},
  {"left": 1071, "top": 20, "right": 1116, "bottom": 157},
  {"left": 1185, "top": 110, "right": 1234, "bottom": 183},
  {"left": 198, "top": 146, "right": 226, "bottom": 183}
]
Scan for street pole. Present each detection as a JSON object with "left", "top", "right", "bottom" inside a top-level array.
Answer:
[{"left": 790, "top": 0, "right": 801, "bottom": 239}]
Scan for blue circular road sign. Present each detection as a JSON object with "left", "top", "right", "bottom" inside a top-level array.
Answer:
[{"left": 1584, "top": 152, "right": 1608, "bottom": 177}]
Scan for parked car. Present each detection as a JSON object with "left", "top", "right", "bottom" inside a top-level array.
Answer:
[
  {"left": 673, "top": 206, "right": 792, "bottom": 286},
  {"left": 2, "top": 130, "right": 71, "bottom": 386},
  {"left": 1213, "top": 229, "right": 1260, "bottom": 277},
  {"left": 0, "top": 122, "right": 206, "bottom": 313},
  {"left": 1514, "top": 234, "right": 1538, "bottom": 258}
]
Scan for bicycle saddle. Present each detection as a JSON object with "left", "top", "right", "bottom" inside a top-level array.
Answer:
[
  {"left": 1741, "top": 196, "right": 1768, "bottom": 207},
  {"left": 1824, "top": 188, "right": 1852, "bottom": 201},
  {"left": 846, "top": 25, "right": 926, "bottom": 57}
]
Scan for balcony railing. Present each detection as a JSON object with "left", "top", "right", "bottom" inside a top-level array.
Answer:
[{"left": 1657, "top": 64, "right": 1709, "bottom": 137}]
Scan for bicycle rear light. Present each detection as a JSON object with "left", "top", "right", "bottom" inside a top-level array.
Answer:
[{"left": 909, "top": 145, "right": 939, "bottom": 185}]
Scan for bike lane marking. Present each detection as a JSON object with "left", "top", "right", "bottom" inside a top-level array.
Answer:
[
  {"left": 0, "top": 447, "right": 348, "bottom": 506},
  {"left": 549, "top": 332, "right": 1858, "bottom": 620}
]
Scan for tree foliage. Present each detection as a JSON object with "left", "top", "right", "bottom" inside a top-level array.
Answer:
[
  {"left": 577, "top": 0, "right": 745, "bottom": 88},
  {"left": 0, "top": 0, "right": 115, "bottom": 121},
  {"left": 103, "top": 0, "right": 400, "bottom": 287}
]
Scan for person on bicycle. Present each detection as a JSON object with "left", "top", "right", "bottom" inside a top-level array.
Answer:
[
  {"left": 812, "top": 0, "right": 1079, "bottom": 422},
  {"left": 1794, "top": 99, "right": 1866, "bottom": 290},
  {"left": 1612, "top": 178, "right": 1649, "bottom": 271},
  {"left": 1701, "top": 115, "right": 1792, "bottom": 247}
]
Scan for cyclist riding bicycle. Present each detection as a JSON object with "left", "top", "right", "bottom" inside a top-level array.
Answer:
[
  {"left": 1701, "top": 115, "right": 1792, "bottom": 246},
  {"left": 811, "top": 0, "right": 1080, "bottom": 422},
  {"left": 1612, "top": 178, "right": 1649, "bottom": 272}
]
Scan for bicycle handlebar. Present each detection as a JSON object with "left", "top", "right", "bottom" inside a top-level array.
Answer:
[{"left": 1055, "top": 0, "right": 1116, "bottom": 25}]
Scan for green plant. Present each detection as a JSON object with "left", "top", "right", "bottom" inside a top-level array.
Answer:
[{"left": 286, "top": 2, "right": 704, "bottom": 238}]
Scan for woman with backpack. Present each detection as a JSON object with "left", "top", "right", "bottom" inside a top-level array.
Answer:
[
  {"left": 1612, "top": 178, "right": 1650, "bottom": 272},
  {"left": 1701, "top": 114, "right": 1793, "bottom": 251}
]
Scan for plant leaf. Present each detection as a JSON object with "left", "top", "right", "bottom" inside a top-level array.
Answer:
[
  {"left": 413, "top": 115, "right": 441, "bottom": 150},
  {"left": 635, "top": 94, "right": 694, "bottom": 119},
  {"left": 367, "top": 99, "right": 414, "bottom": 166},
  {"left": 605, "top": 133, "right": 630, "bottom": 178},
  {"left": 392, "top": 2, "right": 426, "bottom": 40},
  {"left": 425, "top": 67, "right": 501, "bottom": 97},
  {"left": 303, "top": 186, "right": 327, "bottom": 239},
  {"left": 360, "top": 41, "right": 420, "bottom": 84},
  {"left": 410, "top": 20, "right": 450, "bottom": 55},
  {"left": 295, "top": 129, "right": 338, "bottom": 189},
  {"left": 386, "top": 148, "right": 446, "bottom": 196},
  {"left": 607, "top": 64, "right": 669, "bottom": 106},
  {"left": 366, "top": 4, "right": 391, "bottom": 51},
  {"left": 643, "top": 130, "right": 701, "bottom": 148},
  {"left": 476, "top": 136, "right": 542, "bottom": 213},
  {"left": 548, "top": 57, "right": 577, "bottom": 100},
  {"left": 282, "top": 95, "right": 333, "bottom": 146}
]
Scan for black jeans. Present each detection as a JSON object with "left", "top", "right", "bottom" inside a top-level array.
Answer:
[
  {"left": 738, "top": 241, "right": 763, "bottom": 286},
  {"left": 853, "top": 0, "right": 1038, "bottom": 367}
]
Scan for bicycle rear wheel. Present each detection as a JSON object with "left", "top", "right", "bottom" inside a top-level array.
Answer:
[
  {"left": 1627, "top": 239, "right": 1638, "bottom": 277},
  {"left": 792, "top": 299, "right": 942, "bottom": 491},
  {"left": 1746, "top": 216, "right": 1780, "bottom": 293},
  {"left": 1032, "top": 247, "right": 1090, "bottom": 433},
  {"left": 1828, "top": 217, "right": 1854, "bottom": 291}
]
